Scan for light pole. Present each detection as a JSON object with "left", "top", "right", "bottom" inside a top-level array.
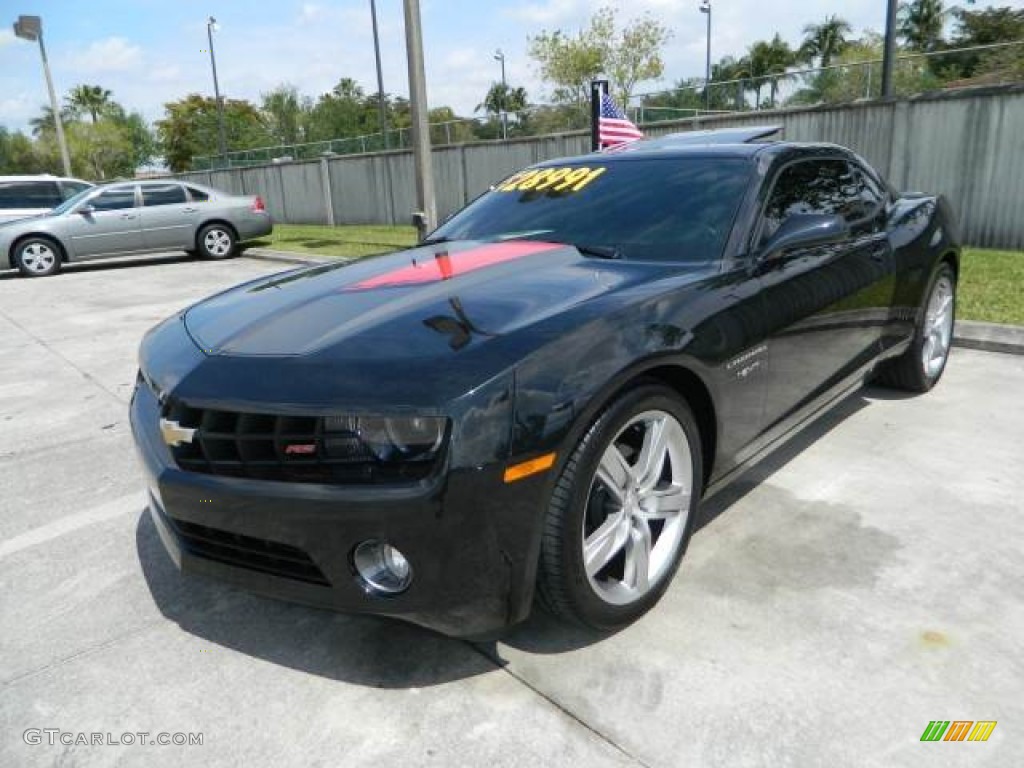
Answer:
[
  {"left": 699, "top": 1, "right": 711, "bottom": 110},
  {"left": 881, "top": 0, "right": 898, "bottom": 98},
  {"left": 13, "top": 15, "right": 71, "bottom": 176},
  {"left": 494, "top": 49, "right": 507, "bottom": 140},
  {"left": 369, "top": 0, "right": 389, "bottom": 148},
  {"left": 402, "top": 0, "right": 437, "bottom": 235},
  {"left": 206, "top": 17, "right": 228, "bottom": 163}
]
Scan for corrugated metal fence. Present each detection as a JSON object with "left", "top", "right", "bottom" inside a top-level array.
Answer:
[{"left": 173, "top": 85, "right": 1024, "bottom": 249}]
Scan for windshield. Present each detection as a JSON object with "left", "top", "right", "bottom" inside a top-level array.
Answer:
[
  {"left": 431, "top": 157, "right": 752, "bottom": 263},
  {"left": 50, "top": 187, "right": 95, "bottom": 216}
]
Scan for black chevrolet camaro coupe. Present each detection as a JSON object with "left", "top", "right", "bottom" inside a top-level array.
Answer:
[{"left": 131, "top": 127, "right": 959, "bottom": 636}]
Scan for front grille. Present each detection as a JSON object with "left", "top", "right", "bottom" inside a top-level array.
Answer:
[
  {"left": 161, "top": 400, "right": 437, "bottom": 485},
  {"left": 169, "top": 515, "right": 330, "bottom": 586}
]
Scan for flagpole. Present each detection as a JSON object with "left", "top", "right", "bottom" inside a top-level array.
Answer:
[{"left": 590, "top": 79, "right": 608, "bottom": 152}]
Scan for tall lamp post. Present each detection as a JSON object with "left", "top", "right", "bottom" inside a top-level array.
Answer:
[
  {"left": 206, "top": 16, "right": 228, "bottom": 163},
  {"left": 13, "top": 15, "right": 71, "bottom": 176},
  {"left": 369, "top": 0, "right": 389, "bottom": 148},
  {"left": 699, "top": 1, "right": 711, "bottom": 110},
  {"left": 494, "top": 49, "right": 508, "bottom": 140}
]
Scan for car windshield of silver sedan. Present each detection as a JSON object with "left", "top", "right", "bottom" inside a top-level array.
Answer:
[{"left": 431, "top": 157, "right": 752, "bottom": 263}]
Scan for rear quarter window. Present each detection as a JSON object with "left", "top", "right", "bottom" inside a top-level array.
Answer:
[{"left": 186, "top": 186, "right": 210, "bottom": 202}]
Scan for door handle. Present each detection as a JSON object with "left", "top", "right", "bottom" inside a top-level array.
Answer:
[
  {"left": 183, "top": 207, "right": 198, "bottom": 213},
  {"left": 120, "top": 213, "right": 137, "bottom": 220}
]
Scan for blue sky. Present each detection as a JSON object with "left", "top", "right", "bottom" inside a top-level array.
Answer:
[{"left": 2, "top": 0, "right": 1020, "bottom": 134}]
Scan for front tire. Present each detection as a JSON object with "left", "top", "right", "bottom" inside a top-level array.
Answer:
[
  {"left": 196, "top": 224, "right": 237, "bottom": 260},
  {"left": 537, "top": 384, "right": 703, "bottom": 630},
  {"left": 876, "top": 264, "right": 956, "bottom": 392},
  {"left": 13, "top": 237, "right": 62, "bottom": 278}
]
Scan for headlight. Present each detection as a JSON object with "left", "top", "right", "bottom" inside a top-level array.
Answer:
[{"left": 323, "top": 415, "right": 446, "bottom": 463}]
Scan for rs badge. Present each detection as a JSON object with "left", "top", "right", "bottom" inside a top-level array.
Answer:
[{"left": 159, "top": 418, "right": 197, "bottom": 447}]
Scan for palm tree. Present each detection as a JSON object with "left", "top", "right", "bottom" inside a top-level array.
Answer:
[
  {"left": 476, "top": 82, "right": 528, "bottom": 120},
  {"left": 800, "top": 15, "right": 853, "bottom": 69},
  {"left": 763, "top": 34, "right": 796, "bottom": 108},
  {"left": 898, "top": 0, "right": 948, "bottom": 52},
  {"left": 28, "top": 105, "right": 76, "bottom": 137},
  {"left": 66, "top": 85, "right": 113, "bottom": 123}
]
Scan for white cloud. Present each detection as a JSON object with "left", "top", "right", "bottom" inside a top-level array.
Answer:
[
  {"left": 297, "top": 3, "right": 324, "bottom": 25},
  {"left": 65, "top": 37, "right": 142, "bottom": 74},
  {"left": 506, "top": 0, "right": 585, "bottom": 26},
  {"left": 0, "top": 28, "right": 15, "bottom": 48}
]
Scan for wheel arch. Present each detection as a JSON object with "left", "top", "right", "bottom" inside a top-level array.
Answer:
[
  {"left": 10, "top": 232, "right": 69, "bottom": 265},
  {"left": 196, "top": 219, "right": 239, "bottom": 248},
  {"left": 567, "top": 358, "right": 719, "bottom": 491}
]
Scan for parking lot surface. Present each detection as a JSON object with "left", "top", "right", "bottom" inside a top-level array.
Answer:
[{"left": 1, "top": 254, "right": 1022, "bottom": 767}]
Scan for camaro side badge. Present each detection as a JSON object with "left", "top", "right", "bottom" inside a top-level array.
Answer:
[{"left": 159, "top": 418, "right": 197, "bottom": 447}]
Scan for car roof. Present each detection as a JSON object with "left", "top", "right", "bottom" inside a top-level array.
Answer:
[
  {"left": 539, "top": 126, "right": 855, "bottom": 166},
  {"left": 0, "top": 174, "right": 93, "bottom": 183}
]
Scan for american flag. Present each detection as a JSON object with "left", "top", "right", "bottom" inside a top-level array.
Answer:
[{"left": 598, "top": 93, "right": 643, "bottom": 147}]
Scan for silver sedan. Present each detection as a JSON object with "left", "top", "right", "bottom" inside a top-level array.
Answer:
[{"left": 0, "top": 180, "right": 273, "bottom": 277}]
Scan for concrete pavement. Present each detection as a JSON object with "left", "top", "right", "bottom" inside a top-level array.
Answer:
[{"left": 1, "top": 253, "right": 1022, "bottom": 767}]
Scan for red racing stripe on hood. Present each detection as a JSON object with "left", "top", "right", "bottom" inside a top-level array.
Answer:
[{"left": 347, "top": 241, "right": 564, "bottom": 291}]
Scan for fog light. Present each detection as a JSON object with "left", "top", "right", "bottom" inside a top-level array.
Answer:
[{"left": 352, "top": 540, "right": 413, "bottom": 595}]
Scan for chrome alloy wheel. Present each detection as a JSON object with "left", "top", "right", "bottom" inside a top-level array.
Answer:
[
  {"left": 204, "top": 228, "right": 233, "bottom": 257},
  {"left": 922, "top": 275, "right": 954, "bottom": 379},
  {"left": 20, "top": 242, "right": 57, "bottom": 274},
  {"left": 583, "top": 410, "right": 693, "bottom": 605}
]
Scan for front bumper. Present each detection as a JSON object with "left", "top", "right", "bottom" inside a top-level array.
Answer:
[{"left": 130, "top": 378, "right": 548, "bottom": 637}]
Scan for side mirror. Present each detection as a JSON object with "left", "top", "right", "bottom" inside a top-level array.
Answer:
[
  {"left": 77, "top": 204, "right": 95, "bottom": 215},
  {"left": 759, "top": 214, "right": 850, "bottom": 263}
]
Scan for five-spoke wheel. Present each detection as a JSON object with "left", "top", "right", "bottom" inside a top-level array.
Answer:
[
  {"left": 13, "top": 237, "right": 62, "bottom": 278},
  {"left": 197, "top": 224, "right": 237, "bottom": 260},
  {"left": 537, "top": 384, "right": 702, "bottom": 630}
]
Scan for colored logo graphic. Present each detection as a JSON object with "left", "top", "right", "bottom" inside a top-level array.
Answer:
[{"left": 920, "top": 721, "right": 997, "bottom": 742}]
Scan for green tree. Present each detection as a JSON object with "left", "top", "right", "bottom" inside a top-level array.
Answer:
[
  {"left": 790, "top": 31, "right": 941, "bottom": 105},
  {"left": 155, "top": 94, "right": 272, "bottom": 171},
  {"left": 64, "top": 121, "right": 133, "bottom": 179},
  {"left": 0, "top": 127, "right": 49, "bottom": 174},
  {"left": 106, "top": 106, "right": 156, "bottom": 171},
  {"left": 640, "top": 78, "right": 705, "bottom": 122},
  {"left": 941, "top": 6, "right": 1024, "bottom": 79},
  {"left": 800, "top": 15, "right": 853, "bottom": 68},
  {"left": 427, "top": 107, "right": 475, "bottom": 144},
  {"left": 261, "top": 84, "right": 311, "bottom": 146},
  {"left": 528, "top": 6, "right": 671, "bottom": 107},
  {"left": 898, "top": 0, "right": 948, "bottom": 52},
  {"left": 66, "top": 84, "right": 114, "bottom": 123}
]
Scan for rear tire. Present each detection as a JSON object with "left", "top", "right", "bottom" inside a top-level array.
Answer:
[
  {"left": 13, "top": 237, "right": 62, "bottom": 278},
  {"left": 196, "top": 224, "right": 237, "bottom": 260},
  {"left": 875, "top": 264, "right": 956, "bottom": 392},
  {"left": 536, "top": 384, "right": 703, "bottom": 630}
]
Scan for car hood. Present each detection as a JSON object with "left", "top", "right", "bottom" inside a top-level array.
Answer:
[{"left": 184, "top": 240, "right": 713, "bottom": 363}]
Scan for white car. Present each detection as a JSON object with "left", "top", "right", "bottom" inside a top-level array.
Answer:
[{"left": 0, "top": 175, "right": 94, "bottom": 223}]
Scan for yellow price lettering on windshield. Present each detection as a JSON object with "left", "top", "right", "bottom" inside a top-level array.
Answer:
[{"left": 496, "top": 166, "right": 606, "bottom": 194}]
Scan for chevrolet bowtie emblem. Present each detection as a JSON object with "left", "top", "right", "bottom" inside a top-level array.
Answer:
[{"left": 159, "top": 418, "right": 197, "bottom": 447}]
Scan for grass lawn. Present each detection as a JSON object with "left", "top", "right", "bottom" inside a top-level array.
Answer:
[
  {"left": 252, "top": 226, "right": 1022, "bottom": 326},
  {"left": 249, "top": 224, "right": 417, "bottom": 259},
  {"left": 958, "top": 249, "right": 1024, "bottom": 326}
]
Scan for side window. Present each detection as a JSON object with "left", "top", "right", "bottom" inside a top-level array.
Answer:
[
  {"left": 760, "top": 160, "right": 851, "bottom": 244},
  {"left": 0, "top": 181, "right": 62, "bottom": 209},
  {"left": 186, "top": 186, "right": 210, "bottom": 202},
  {"left": 844, "top": 165, "right": 885, "bottom": 223},
  {"left": 60, "top": 181, "right": 92, "bottom": 201},
  {"left": 142, "top": 184, "right": 187, "bottom": 206},
  {"left": 90, "top": 186, "right": 137, "bottom": 211}
]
